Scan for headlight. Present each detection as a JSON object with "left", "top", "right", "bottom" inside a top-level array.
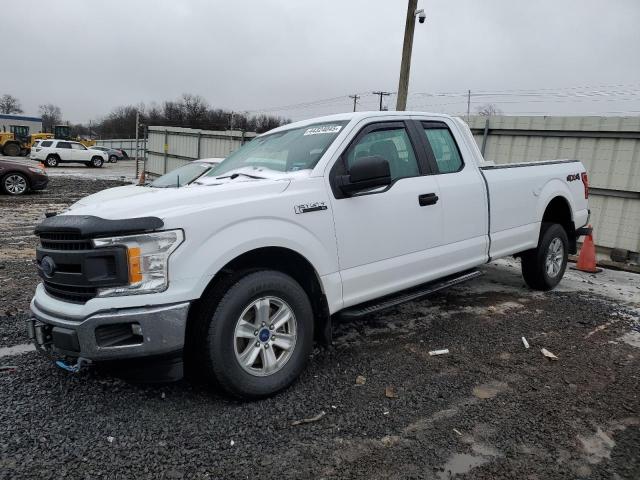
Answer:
[
  {"left": 28, "top": 167, "right": 45, "bottom": 174},
  {"left": 92, "top": 229, "right": 184, "bottom": 297}
]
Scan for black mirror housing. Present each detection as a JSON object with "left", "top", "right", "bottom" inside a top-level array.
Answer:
[{"left": 338, "top": 155, "right": 391, "bottom": 195}]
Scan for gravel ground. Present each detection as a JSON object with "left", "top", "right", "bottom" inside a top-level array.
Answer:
[{"left": 1, "top": 177, "right": 639, "bottom": 479}]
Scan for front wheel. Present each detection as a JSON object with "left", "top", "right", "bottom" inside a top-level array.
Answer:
[
  {"left": 2, "top": 173, "right": 29, "bottom": 195},
  {"left": 90, "top": 156, "right": 104, "bottom": 168},
  {"left": 521, "top": 223, "right": 569, "bottom": 291},
  {"left": 109, "top": 155, "right": 118, "bottom": 163},
  {"left": 196, "top": 270, "right": 314, "bottom": 399}
]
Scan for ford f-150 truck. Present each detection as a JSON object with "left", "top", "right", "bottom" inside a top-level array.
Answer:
[{"left": 28, "top": 111, "right": 590, "bottom": 398}]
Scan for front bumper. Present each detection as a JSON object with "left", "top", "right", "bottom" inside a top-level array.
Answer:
[
  {"left": 30, "top": 175, "right": 49, "bottom": 190},
  {"left": 27, "top": 300, "right": 190, "bottom": 361}
]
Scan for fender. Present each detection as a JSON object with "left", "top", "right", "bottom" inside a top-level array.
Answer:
[
  {"left": 177, "top": 217, "right": 340, "bottom": 301},
  {"left": 535, "top": 178, "right": 575, "bottom": 222}
]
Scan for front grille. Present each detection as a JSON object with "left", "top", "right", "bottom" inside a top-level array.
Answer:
[
  {"left": 43, "top": 281, "right": 98, "bottom": 303},
  {"left": 36, "top": 231, "right": 128, "bottom": 304},
  {"left": 39, "top": 232, "right": 93, "bottom": 251},
  {"left": 38, "top": 232, "right": 97, "bottom": 303}
]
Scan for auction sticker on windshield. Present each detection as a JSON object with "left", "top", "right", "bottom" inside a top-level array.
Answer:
[{"left": 303, "top": 125, "right": 342, "bottom": 135}]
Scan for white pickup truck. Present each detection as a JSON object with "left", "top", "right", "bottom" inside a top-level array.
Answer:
[{"left": 28, "top": 111, "right": 590, "bottom": 398}]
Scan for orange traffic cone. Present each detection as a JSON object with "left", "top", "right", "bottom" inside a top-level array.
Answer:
[
  {"left": 575, "top": 225, "right": 601, "bottom": 273},
  {"left": 137, "top": 169, "right": 146, "bottom": 186}
]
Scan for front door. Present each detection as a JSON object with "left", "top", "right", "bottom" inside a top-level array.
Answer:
[{"left": 327, "top": 121, "right": 443, "bottom": 308}]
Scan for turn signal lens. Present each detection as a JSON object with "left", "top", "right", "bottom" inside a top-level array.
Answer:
[{"left": 128, "top": 247, "right": 142, "bottom": 283}]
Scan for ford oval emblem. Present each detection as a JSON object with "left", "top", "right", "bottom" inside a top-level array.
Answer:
[{"left": 40, "top": 256, "right": 56, "bottom": 278}]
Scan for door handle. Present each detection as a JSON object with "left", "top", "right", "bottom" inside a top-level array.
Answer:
[{"left": 418, "top": 193, "right": 439, "bottom": 206}]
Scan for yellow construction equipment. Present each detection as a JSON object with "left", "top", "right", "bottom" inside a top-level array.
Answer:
[
  {"left": 53, "top": 125, "right": 95, "bottom": 147},
  {"left": 0, "top": 132, "right": 22, "bottom": 156}
]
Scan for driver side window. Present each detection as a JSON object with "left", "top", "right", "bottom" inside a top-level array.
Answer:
[{"left": 346, "top": 127, "right": 419, "bottom": 181}]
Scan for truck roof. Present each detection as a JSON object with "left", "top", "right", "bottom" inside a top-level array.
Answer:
[{"left": 268, "top": 110, "right": 459, "bottom": 134}]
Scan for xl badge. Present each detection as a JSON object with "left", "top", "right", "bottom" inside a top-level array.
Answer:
[{"left": 294, "top": 202, "right": 328, "bottom": 214}]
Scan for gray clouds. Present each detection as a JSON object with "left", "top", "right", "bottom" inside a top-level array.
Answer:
[{"left": 2, "top": 0, "right": 639, "bottom": 123}]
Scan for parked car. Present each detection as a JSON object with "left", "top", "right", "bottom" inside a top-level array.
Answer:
[
  {"left": 89, "top": 146, "right": 127, "bottom": 163},
  {"left": 28, "top": 111, "right": 590, "bottom": 399},
  {"left": 150, "top": 158, "right": 223, "bottom": 187},
  {"left": 0, "top": 158, "right": 48, "bottom": 195},
  {"left": 31, "top": 139, "right": 108, "bottom": 168}
]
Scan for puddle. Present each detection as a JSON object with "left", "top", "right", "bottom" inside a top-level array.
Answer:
[
  {"left": 0, "top": 343, "right": 36, "bottom": 357},
  {"left": 472, "top": 381, "right": 508, "bottom": 399},
  {"left": 577, "top": 428, "right": 615, "bottom": 464},
  {"left": 437, "top": 453, "right": 489, "bottom": 479},
  {"left": 619, "top": 330, "right": 640, "bottom": 349}
]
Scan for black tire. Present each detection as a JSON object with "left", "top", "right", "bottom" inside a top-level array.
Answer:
[
  {"left": 45, "top": 155, "right": 59, "bottom": 167},
  {"left": 90, "top": 156, "right": 104, "bottom": 168},
  {"left": 109, "top": 155, "right": 118, "bottom": 163},
  {"left": 3, "top": 142, "right": 20, "bottom": 157},
  {"left": 195, "top": 270, "right": 314, "bottom": 399},
  {"left": 1, "top": 172, "right": 29, "bottom": 195},
  {"left": 521, "top": 223, "right": 569, "bottom": 291}
]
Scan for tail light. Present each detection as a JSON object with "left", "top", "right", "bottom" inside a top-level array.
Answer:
[{"left": 581, "top": 172, "right": 589, "bottom": 199}]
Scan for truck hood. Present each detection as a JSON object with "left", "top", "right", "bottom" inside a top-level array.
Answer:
[{"left": 67, "top": 173, "right": 295, "bottom": 221}]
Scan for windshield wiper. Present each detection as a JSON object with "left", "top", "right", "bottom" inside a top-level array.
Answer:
[{"left": 216, "top": 172, "right": 265, "bottom": 180}]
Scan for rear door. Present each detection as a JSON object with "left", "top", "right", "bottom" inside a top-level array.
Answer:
[
  {"left": 55, "top": 141, "right": 72, "bottom": 161},
  {"left": 70, "top": 142, "right": 89, "bottom": 161},
  {"left": 413, "top": 118, "right": 488, "bottom": 267}
]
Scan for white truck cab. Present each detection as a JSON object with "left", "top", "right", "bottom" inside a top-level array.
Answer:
[{"left": 28, "top": 111, "right": 590, "bottom": 398}]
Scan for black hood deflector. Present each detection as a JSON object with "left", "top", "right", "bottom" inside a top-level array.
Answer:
[{"left": 34, "top": 215, "right": 164, "bottom": 238}]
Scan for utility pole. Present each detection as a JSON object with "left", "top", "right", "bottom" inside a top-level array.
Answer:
[
  {"left": 349, "top": 94, "right": 360, "bottom": 112},
  {"left": 134, "top": 110, "right": 140, "bottom": 178},
  {"left": 372, "top": 91, "right": 392, "bottom": 111},
  {"left": 396, "top": 0, "right": 420, "bottom": 111},
  {"left": 466, "top": 90, "right": 471, "bottom": 122}
]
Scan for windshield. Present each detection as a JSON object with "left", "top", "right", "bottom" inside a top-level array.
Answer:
[
  {"left": 208, "top": 121, "right": 348, "bottom": 176},
  {"left": 150, "top": 162, "right": 214, "bottom": 188}
]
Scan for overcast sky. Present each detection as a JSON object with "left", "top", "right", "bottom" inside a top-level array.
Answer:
[{"left": 2, "top": 0, "right": 639, "bottom": 123}]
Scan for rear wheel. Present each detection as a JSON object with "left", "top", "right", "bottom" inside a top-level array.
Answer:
[
  {"left": 3, "top": 142, "right": 20, "bottom": 157},
  {"left": 45, "top": 155, "right": 59, "bottom": 167},
  {"left": 521, "top": 223, "right": 568, "bottom": 291},
  {"left": 1, "top": 173, "right": 29, "bottom": 195},
  {"left": 195, "top": 270, "right": 314, "bottom": 399}
]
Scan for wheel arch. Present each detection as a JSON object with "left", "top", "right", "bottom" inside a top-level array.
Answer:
[
  {"left": 540, "top": 195, "right": 577, "bottom": 253},
  {"left": 188, "top": 246, "right": 332, "bottom": 345}
]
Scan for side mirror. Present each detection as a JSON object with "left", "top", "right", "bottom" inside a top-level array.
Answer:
[{"left": 337, "top": 155, "right": 391, "bottom": 195}]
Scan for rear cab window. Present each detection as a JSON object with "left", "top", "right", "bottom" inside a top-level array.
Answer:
[
  {"left": 421, "top": 122, "right": 464, "bottom": 174},
  {"left": 57, "top": 142, "right": 72, "bottom": 149}
]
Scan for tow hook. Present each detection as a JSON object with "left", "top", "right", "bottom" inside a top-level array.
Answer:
[{"left": 55, "top": 357, "right": 92, "bottom": 373}]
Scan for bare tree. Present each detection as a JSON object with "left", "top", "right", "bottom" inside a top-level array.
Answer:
[
  {"left": 39, "top": 104, "right": 62, "bottom": 132},
  {"left": 180, "top": 93, "right": 208, "bottom": 128},
  {"left": 476, "top": 104, "right": 503, "bottom": 117},
  {"left": 0, "top": 94, "right": 23, "bottom": 114}
]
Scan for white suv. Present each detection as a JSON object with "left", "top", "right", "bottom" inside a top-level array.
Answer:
[{"left": 32, "top": 140, "right": 108, "bottom": 168}]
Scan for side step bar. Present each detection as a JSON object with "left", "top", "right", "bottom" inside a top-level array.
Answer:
[{"left": 337, "top": 269, "right": 482, "bottom": 320}]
